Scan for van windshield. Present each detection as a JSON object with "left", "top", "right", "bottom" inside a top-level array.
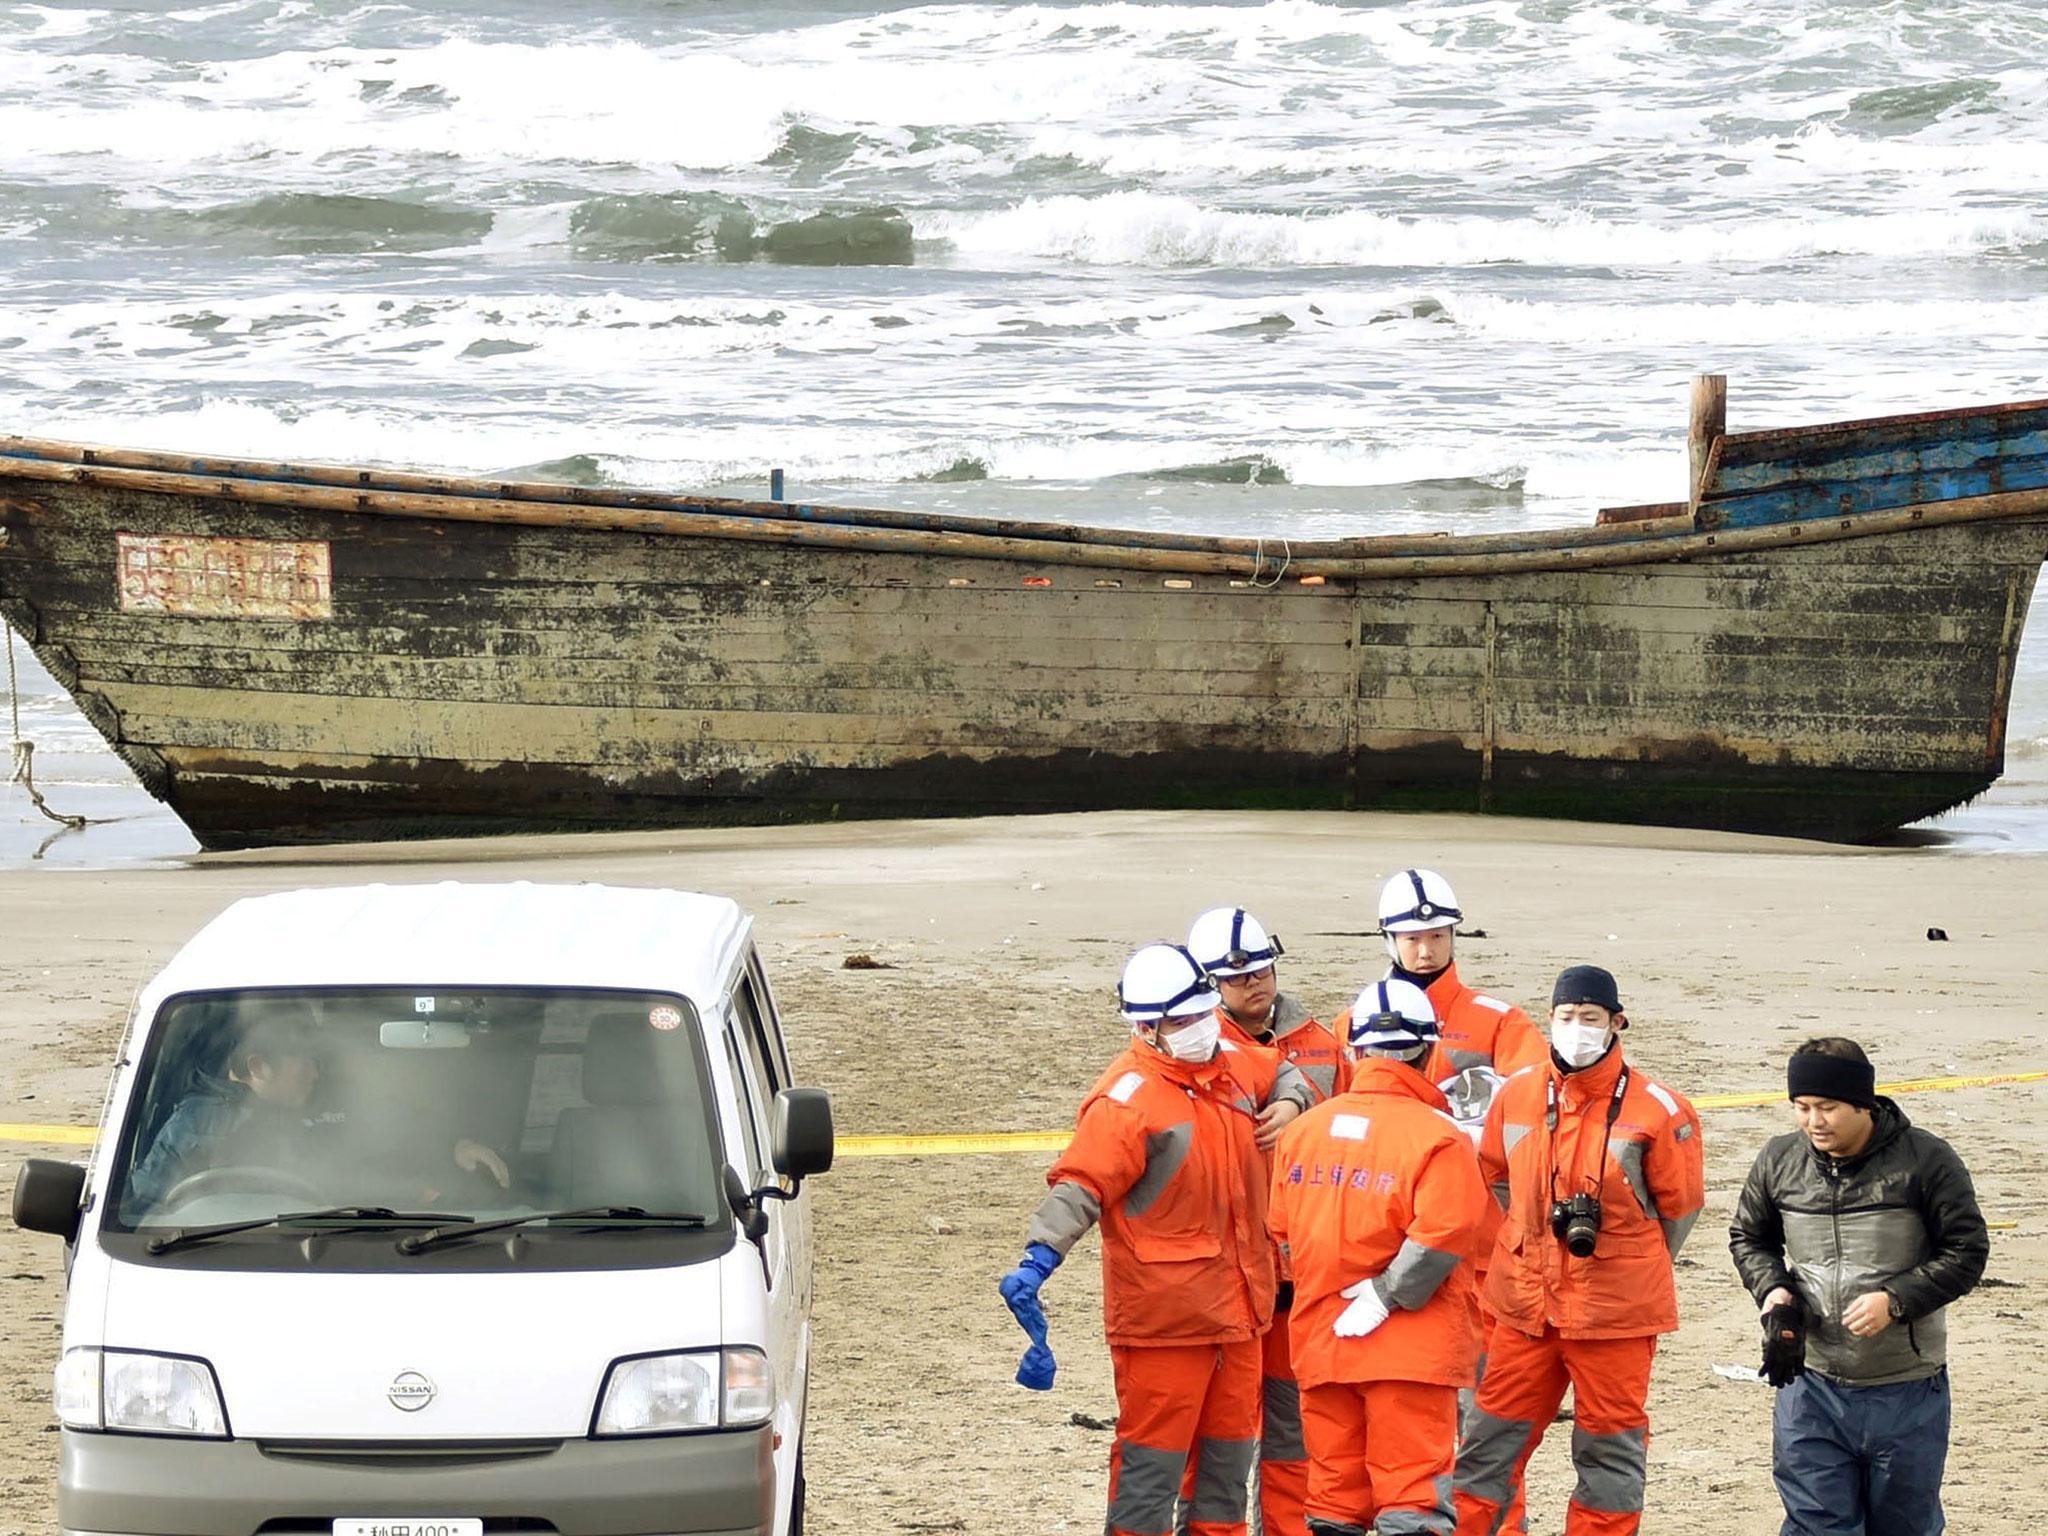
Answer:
[{"left": 103, "top": 989, "right": 724, "bottom": 1241}]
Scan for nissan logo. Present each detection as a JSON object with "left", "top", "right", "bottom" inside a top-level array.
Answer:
[{"left": 387, "top": 1370, "right": 436, "bottom": 1412}]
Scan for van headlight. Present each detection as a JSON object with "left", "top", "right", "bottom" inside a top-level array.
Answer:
[
  {"left": 592, "top": 1348, "right": 772, "bottom": 1436},
  {"left": 54, "top": 1348, "right": 229, "bottom": 1438}
]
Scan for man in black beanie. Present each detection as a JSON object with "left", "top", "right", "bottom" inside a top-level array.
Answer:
[{"left": 1729, "top": 1038, "right": 1989, "bottom": 1536}]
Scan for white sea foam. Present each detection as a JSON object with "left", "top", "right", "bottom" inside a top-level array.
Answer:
[
  {"left": 924, "top": 194, "right": 2048, "bottom": 270},
  {"left": 4, "top": 4, "right": 108, "bottom": 39}
]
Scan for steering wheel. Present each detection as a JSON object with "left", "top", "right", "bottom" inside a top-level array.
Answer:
[{"left": 158, "top": 1165, "right": 324, "bottom": 1207}]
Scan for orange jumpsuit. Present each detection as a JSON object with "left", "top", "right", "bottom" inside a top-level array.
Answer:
[
  {"left": 1451, "top": 1046, "right": 1705, "bottom": 1536},
  {"left": 1268, "top": 1057, "right": 1491, "bottom": 1536},
  {"left": 1217, "top": 995, "right": 1344, "bottom": 1536},
  {"left": 1026, "top": 1037, "right": 1301, "bottom": 1536},
  {"left": 1335, "top": 964, "right": 1548, "bottom": 1531}
]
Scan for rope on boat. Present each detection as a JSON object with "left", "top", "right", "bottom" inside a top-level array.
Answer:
[
  {"left": 1249, "top": 536, "right": 1292, "bottom": 588},
  {"left": 4, "top": 619, "right": 97, "bottom": 831}
]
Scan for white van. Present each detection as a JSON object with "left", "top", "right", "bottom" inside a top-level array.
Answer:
[{"left": 11, "top": 882, "right": 832, "bottom": 1536}]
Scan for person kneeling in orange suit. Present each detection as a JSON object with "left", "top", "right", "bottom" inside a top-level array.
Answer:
[
  {"left": 1001, "top": 942, "right": 1314, "bottom": 1536},
  {"left": 1268, "top": 979, "right": 1491, "bottom": 1536}
]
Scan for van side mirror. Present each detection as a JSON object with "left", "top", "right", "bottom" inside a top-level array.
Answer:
[
  {"left": 13, "top": 1159, "right": 87, "bottom": 1243},
  {"left": 770, "top": 1088, "right": 834, "bottom": 1184}
]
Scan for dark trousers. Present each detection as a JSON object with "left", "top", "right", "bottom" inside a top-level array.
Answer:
[{"left": 1773, "top": 1368, "right": 1950, "bottom": 1536}]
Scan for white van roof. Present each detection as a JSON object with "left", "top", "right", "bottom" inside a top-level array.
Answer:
[{"left": 142, "top": 882, "right": 751, "bottom": 1006}]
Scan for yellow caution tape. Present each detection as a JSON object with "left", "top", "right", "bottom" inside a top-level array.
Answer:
[
  {"left": 1692, "top": 1069, "right": 2048, "bottom": 1112},
  {"left": 0, "top": 1122, "right": 96, "bottom": 1147},
  {"left": 839, "top": 1130, "right": 1072, "bottom": 1158},
  {"left": 2, "top": 1071, "right": 2042, "bottom": 1161},
  {"left": 837, "top": 1069, "right": 2048, "bottom": 1159}
]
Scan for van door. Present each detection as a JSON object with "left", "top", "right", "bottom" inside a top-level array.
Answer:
[
  {"left": 743, "top": 951, "right": 812, "bottom": 1316},
  {"left": 723, "top": 969, "right": 804, "bottom": 1504}
]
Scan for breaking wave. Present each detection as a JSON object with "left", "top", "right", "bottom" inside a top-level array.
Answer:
[
  {"left": 193, "top": 193, "right": 495, "bottom": 253},
  {"left": 924, "top": 194, "right": 2048, "bottom": 270}
]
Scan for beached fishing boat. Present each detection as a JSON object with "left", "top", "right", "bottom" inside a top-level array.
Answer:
[{"left": 2, "top": 378, "right": 2045, "bottom": 848}]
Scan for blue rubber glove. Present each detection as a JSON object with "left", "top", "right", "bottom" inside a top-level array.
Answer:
[{"left": 999, "top": 1242, "right": 1062, "bottom": 1391}]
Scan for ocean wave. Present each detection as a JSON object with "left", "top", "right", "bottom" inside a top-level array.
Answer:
[
  {"left": 1443, "top": 293, "right": 2048, "bottom": 348},
  {"left": 1835, "top": 78, "right": 2005, "bottom": 137},
  {"left": 0, "top": 378, "right": 1660, "bottom": 505},
  {"left": 567, "top": 193, "right": 757, "bottom": 263},
  {"left": 758, "top": 207, "right": 914, "bottom": 266},
  {"left": 14, "top": 184, "right": 925, "bottom": 265},
  {"left": 1128, "top": 456, "right": 1291, "bottom": 486},
  {"left": 923, "top": 193, "right": 2048, "bottom": 269},
  {"left": 194, "top": 192, "right": 494, "bottom": 253},
  {"left": 3, "top": 3, "right": 108, "bottom": 39}
]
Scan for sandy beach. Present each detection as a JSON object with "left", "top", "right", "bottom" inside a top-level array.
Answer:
[{"left": 2, "top": 808, "right": 2044, "bottom": 1534}]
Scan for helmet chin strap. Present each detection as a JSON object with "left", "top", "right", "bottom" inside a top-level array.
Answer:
[{"left": 1390, "top": 957, "right": 1447, "bottom": 990}]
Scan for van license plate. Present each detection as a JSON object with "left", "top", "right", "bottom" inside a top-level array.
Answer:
[{"left": 332, "top": 1522, "right": 483, "bottom": 1536}]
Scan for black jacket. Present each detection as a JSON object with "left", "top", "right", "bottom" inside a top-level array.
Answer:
[{"left": 1729, "top": 1099, "right": 1987, "bottom": 1385}]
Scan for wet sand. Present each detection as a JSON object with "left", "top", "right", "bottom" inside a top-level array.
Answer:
[{"left": 2, "top": 808, "right": 2044, "bottom": 1533}]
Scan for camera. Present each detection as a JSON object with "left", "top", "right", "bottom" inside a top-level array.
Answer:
[{"left": 1549, "top": 1193, "right": 1603, "bottom": 1257}]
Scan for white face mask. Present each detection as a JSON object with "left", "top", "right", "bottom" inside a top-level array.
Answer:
[
  {"left": 1157, "top": 1012, "right": 1220, "bottom": 1063},
  {"left": 1550, "top": 1021, "right": 1613, "bottom": 1069}
]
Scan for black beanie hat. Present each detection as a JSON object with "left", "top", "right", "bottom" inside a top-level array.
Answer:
[
  {"left": 1551, "top": 964, "right": 1622, "bottom": 1013},
  {"left": 1787, "top": 1053, "right": 1878, "bottom": 1110}
]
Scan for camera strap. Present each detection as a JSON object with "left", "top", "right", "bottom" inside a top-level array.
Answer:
[{"left": 1546, "top": 1063, "right": 1631, "bottom": 1199}]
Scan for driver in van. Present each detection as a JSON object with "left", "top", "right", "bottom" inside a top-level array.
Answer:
[{"left": 127, "top": 1000, "right": 510, "bottom": 1212}]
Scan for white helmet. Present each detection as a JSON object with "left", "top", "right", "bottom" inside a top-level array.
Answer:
[
  {"left": 1118, "top": 943, "right": 1219, "bottom": 1024},
  {"left": 1347, "top": 978, "right": 1441, "bottom": 1057},
  {"left": 1186, "top": 906, "right": 1285, "bottom": 979},
  {"left": 1378, "top": 868, "right": 1461, "bottom": 935}
]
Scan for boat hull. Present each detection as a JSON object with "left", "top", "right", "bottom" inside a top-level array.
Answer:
[{"left": 4, "top": 464, "right": 2042, "bottom": 848}]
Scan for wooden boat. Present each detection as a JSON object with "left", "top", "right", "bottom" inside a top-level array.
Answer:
[{"left": 3, "top": 377, "right": 2045, "bottom": 849}]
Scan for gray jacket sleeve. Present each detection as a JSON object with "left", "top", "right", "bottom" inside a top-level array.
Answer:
[
  {"left": 1728, "top": 1150, "right": 1797, "bottom": 1306},
  {"left": 1268, "top": 1057, "right": 1316, "bottom": 1113},
  {"left": 1024, "top": 1181, "right": 1101, "bottom": 1260},
  {"left": 1371, "top": 1238, "right": 1463, "bottom": 1312},
  {"left": 1887, "top": 1135, "right": 1990, "bottom": 1321}
]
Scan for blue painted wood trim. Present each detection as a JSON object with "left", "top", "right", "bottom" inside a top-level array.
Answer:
[
  {"left": 1714, "top": 428, "right": 2048, "bottom": 494},
  {"left": 1718, "top": 404, "right": 2048, "bottom": 469},
  {"left": 1704, "top": 450, "right": 2048, "bottom": 528}
]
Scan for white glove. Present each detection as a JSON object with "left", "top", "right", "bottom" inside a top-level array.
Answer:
[{"left": 1333, "top": 1277, "right": 1391, "bottom": 1337}]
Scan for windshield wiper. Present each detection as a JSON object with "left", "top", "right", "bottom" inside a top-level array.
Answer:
[
  {"left": 396, "top": 1205, "right": 711, "bottom": 1255},
  {"left": 145, "top": 1206, "right": 463, "bottom": 1256}
]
